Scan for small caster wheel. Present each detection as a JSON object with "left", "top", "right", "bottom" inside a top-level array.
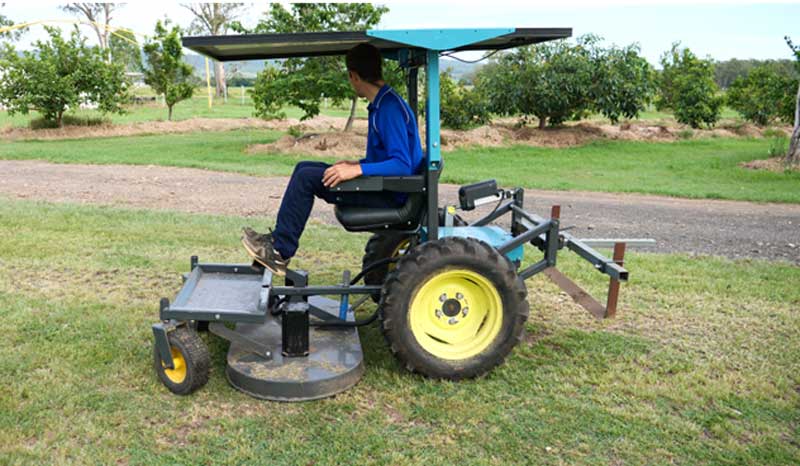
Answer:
[{"left": 153, "top": 326, "right": 210, "bottom": 395}]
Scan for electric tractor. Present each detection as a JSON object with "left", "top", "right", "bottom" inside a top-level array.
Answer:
[{"left": 152, "top": 28, "right": 642, "bottom": 401}]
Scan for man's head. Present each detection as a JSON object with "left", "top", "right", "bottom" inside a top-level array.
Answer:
[{"left": 346, "top": 43, "right": 383, "bottom": 97}]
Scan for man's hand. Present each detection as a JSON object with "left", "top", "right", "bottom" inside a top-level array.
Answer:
[
  {"left": 323, "top": 162, "right": 362, "bottom": 187},
  {"left": 333, "top": 159, "right": 360, "bottom": 166}
]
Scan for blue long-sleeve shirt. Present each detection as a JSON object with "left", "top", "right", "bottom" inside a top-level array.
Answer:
[{"left": 359, "top": 85, "right": 423, "bottom": 178}]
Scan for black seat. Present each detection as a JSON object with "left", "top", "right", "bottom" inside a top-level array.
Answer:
[{"left": 335, "top": 194, "right": 425, "bottom": 232}]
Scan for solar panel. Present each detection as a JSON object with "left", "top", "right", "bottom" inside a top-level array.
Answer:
[{"left": 182, "top": 28, "right": 572, "bottom": 61}]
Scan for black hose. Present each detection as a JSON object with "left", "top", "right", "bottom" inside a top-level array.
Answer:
[{"left": 348, "top": 256, "right": 400, "bottom": 286}]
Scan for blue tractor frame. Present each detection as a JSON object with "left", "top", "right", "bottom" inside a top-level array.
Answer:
[{"left": 151, "top": 28, "right": 632, "bottom": 401}]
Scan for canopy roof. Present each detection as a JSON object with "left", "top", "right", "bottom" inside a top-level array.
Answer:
[{"left": 182, "top": 28, "right": 572, "bottom": 62}]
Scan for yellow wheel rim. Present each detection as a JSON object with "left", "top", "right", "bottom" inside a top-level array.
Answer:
[
  {"left": 388, "top": 238, "right": 411, "bottom": 273},
  {"left": 409, "top": 268, "right": 503, "bottom": 360},
  {"left": 162, "top": 347, "right": 187, "bottom": 384}
]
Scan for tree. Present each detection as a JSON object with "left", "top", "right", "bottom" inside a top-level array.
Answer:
[
  {"left": 61, "top": 3, "right": 123, "bottom": 60},
  {"left": 590, "top": 43, "right": 656, "bottom": 124},
  {"left": 109, "top": 29, "right": 142, "bottom": 73},
  {"left": 439, "top": 70, "right": 491, "bottom": 130},
  {"left": 0, "top": 3, "right": 22, "bottom": 41},
  {"left": 182, "top": 3, "right": 245, "bottom": 98},
  {"left": 246, "top": 3, "right": 393, "bottom": 131},
  {"left": 714, "top": 58, "right": 798, "bottom": 89},
  {"left": 727, "top": 64, "right": 798, "bottom": 126},
  {"left": 142, "top": 20, "right": 194, "bottom": 121},
  {"left": 786, "top": 36, "right": 800, "bottom": 165},
  {"left": 656, "top": 44, "right": 723, "bottom": 128},
  {"left": 0, "top": 26, "right": 129, "bottom": 128},
  {"left": 477, "top": 38, "right": 594, "bottom": 128}
]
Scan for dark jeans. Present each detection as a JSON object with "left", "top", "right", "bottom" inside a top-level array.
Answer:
[{"left": 272, "top": 161, "right": 400, "bottom": 259}]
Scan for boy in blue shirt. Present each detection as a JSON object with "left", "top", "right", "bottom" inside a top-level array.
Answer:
[{"left": 242, "top": 43, "right": 423, "bottom": 275}]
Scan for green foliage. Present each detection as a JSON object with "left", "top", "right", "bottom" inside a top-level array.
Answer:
[
  {"left": 477, "top": 36, "right": 654, "bottom": 127},
  {"left": 767, "top": 136, "right": 788, "bottom": 158},
  {"left": 109, "top": 30, "right": 143, "bottom": 73},
  {"left": 590, "top": 43, "right": 656, "bottom": 124},
  {"left": 727, "top": 65, "right": 798, "bottom": 125},
  {"left": 440, "top": 71, "right": 490, "bottom": 130},
  {"left": 29, "top": 114, "right": 109, "bottom": 130},
  {"left": 142, "top": 20, "right": 194, "bottom": 121},
  {"left": 477, "top": 38, "right": 594, "bottom": 128},
  {"left": 714, "top": 58, "right": 798, "bottom": 89},
  {"left": 656, "top": 44, "right": 723, "bottom": 128},
  {"left": 247, "top": 3, "right": 396, "bottom": 128},
  {"left": 0, "top": 26, "right": 129, "bottom": 128}
]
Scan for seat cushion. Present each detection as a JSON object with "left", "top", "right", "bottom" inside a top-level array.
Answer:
[{"left": 335, "top": 194, "right": 424, "bottom": 232}]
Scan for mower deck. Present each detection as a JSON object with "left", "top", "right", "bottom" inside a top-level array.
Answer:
[{"left": 159, "top": 262, "right": 365, "bottom": 401}]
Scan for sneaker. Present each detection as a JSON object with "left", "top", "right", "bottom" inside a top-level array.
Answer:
[
  {"left": 241, "top": 227, "right": 289, "bottom": 276},
  {"left": 242, "top": 226, "right": 272, "bottom": 248}
]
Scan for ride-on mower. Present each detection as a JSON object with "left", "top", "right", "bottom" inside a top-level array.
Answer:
[{"left": 152, "top": 28, "right": 647, "bottom": 401}]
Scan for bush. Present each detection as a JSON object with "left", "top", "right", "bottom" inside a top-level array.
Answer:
[
  {"left": 657, "top": 44, "right": 723, "bottom": 128},
  {"left": 477, "top": 38, "right": 593, "bottom": 128},
  {"left": 29, "top": 114, "right": 109, "bottom": 130},
  {"left": 727, "top": 65, "right": 798, "bottom": 126},
  {"left": 440, "top": 72, "right": 491, "bottom": 130}
]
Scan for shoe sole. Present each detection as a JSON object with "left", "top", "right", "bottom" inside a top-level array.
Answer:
[{"left": 241, "top": 238, "right": 286, "bottom": 276}]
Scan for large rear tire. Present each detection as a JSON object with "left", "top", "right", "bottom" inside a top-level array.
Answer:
[
  {"left": 361, "top": 209, "right": 467, "bottom": 297},
  {"left": 379, "top": 236, "right": 529, "bottom": 379}
]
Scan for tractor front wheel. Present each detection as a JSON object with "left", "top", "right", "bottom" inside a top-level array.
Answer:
[{"left": 379, "top": 237, "right": 529, "bottom": 379}]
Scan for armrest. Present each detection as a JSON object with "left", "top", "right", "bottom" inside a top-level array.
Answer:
[{"left": 329, "top": 176, "right": 425, "bottom": 193}]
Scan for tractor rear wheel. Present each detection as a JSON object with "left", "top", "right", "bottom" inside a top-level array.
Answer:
[
  {"left": 379, "top": 236, "right": 529, "bottom": 379},
  {"left": 153, "top": 326, "right": 210, "bottom": 395},
  {"left": 361, "top": 209, "right": 467, "bottom": 299}
]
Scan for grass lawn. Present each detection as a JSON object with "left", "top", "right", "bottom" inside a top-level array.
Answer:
[
  {"left": 1, "top": 129, "right": 798, "bottom": 203},
  {"left": 0, "top": 91, "right": 370, "bottom": 128},
  {"left": 0, "top": 199, "right": 798, "bottom": 464}
]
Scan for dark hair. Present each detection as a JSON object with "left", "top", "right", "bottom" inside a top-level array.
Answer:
[{"left": 346, "top": 43, "right": 383, "bottom": 84}]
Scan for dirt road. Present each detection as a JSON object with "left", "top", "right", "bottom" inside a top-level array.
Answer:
[{"left": 1, "top": 160, "right": 797, "bottom": 264}]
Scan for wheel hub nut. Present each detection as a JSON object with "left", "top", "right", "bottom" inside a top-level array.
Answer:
[
  {"left": 462, "top": 307, "right": 469, "bottom": 317},
  {"left": 448, "top": 317, "right": 458, "bottom": 325},
  {"left": 435, "top": 309, "right": 443, "bottom": 318}
]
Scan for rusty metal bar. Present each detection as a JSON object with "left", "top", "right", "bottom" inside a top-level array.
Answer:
[
  {"left": 543, "top": 268, "right": 606, "bottom": 319},
  {"left": 604, "top": 242, "right": 626, "bottom": 318}
]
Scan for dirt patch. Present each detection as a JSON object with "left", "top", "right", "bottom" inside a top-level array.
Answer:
[
  {"left": 244, "top": 118, "right": 788, "bottom": 157},
  {"left": 740, "top": 157, "right": 800, "bottom": 173}
]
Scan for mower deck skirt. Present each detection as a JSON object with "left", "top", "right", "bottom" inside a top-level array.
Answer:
[{"left": 226, "top": 313, "right": 365, "bottom": 401}]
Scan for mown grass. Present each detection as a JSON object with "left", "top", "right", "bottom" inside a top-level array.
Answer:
[
  {"left": 0, "top": 91, "right": 370, "bottom": 128},
  {"left": 0, "top": 198, "right": 798, "bottom": 464},
  {"left": 1, "top": 129, "right": 798, "bottom": 203}
]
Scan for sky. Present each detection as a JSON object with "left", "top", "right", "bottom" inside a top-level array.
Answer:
[{"left": 2, "top": 1, "right": 799, "bottom": 65}]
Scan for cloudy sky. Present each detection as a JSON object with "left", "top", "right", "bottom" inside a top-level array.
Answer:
[{"left": 2, "top": 1, "right": 798, "bottom": 64}]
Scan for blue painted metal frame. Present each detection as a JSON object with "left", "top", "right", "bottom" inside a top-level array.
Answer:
[{"left": 367, "top": 28, "right": 514, "bottom": 51}]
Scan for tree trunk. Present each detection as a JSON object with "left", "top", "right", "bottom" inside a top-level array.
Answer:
[
  {"left": 57, "top": 111, "right": 63, "bottom": 128},
  {"left": 344, "top": 97, "right": 358, "bottom": 132},
  {"left": 168, "top": 105, "right": 173, "bottom": 121},
  {"left": 214, "top": 61, "right": 226, "bottom": 98},
  {"left": 538, "top": 116, "right": 547, "bottom": 129},
  {"left": 787, "top": 82, "right": 800, "bottom": 165}
]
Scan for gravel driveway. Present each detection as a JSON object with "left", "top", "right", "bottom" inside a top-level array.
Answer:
[{"left": 1, "top": 160, "right": 797, "bottom": 264}]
